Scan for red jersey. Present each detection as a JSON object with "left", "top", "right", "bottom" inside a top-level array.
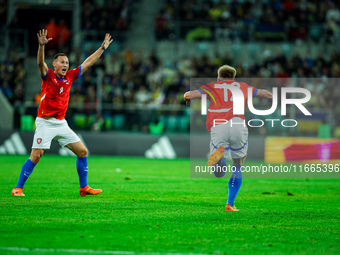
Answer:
[
  {"left": 37, "top": 66, "right": 81, "bottom": 120},
  {"left": 199, "top": 80, "right": 257, "bottom": 132}
]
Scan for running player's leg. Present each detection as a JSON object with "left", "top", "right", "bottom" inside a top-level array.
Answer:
[
  {"left": 12, "top": 118, "right": 55, "bottom": 196},
  {"left": 57, "top": 122, "right": 102, "bottom": 196},
  {"left": 65, "top": 141, "right": 89, "bottom": 188},
  {"left": 226, "top": 117, "right": 248, "bottom": 210},
  {"left": 65, "top": 141, "right": 102, "bottom": 196},
  {"left": 12, "top": 149, "right": 44, "bottom": 196},
  {"left": 225, "top": 156, "right": 246, "bottom": 211},
  {"left": 208, "top": 124, "right": 229, "bottom": 178}
]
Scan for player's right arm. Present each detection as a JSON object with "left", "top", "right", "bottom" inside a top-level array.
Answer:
[
  {"left": 184, "top": 90, "right": 202, "bottom": 105},
  {"left": 255, "top": 89, "right": 272, "bottom": 99},
  {"left": 37, "top": 29, "right": 52, "bottom": 77}
]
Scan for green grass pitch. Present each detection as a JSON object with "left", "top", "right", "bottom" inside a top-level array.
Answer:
[{"left": 0, "top": 155, "right": 339, "bottom": 255}]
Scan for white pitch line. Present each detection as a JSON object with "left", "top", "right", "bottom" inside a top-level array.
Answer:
[{"left": 0, "top": 247, "right": 212, "bottom": 255}]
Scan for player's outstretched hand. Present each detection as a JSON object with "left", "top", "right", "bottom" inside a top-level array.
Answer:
[
  {"left": 184, "top": 91, "right": 191, "bottom": 105},
  {"left": 101, "top": 34, "right": 113, "bottom": 50},
  {"left": 37, "top": 29, "right": 52, "bottom": 46}
]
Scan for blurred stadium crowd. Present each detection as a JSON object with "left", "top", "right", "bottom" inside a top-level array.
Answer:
[
  {"left": 155, "top": 0, "right": 340, "bottom": 42},
  {"left": 1, "top": 0, "right": 340, "bottom": 136},
  {"left": 82, "top": 0, "right": 132, "bottom": 32},
  {"left": 72, "top": 47, "right": 340, "bottom": 109}
]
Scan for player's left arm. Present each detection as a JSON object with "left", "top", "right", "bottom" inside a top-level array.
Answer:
[
  {"left": 184, "top": 90, "right": 202, "bottom": 105},
  {"left": 255, "top": 89, "right": 272, "bottom": 99},
  {"left": 80, "top": 33, "right": 113, "bottom": 76}
]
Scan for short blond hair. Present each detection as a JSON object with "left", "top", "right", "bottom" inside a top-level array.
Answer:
[{"left": 218, "top": 65, "right": 236, "bottom": 79}]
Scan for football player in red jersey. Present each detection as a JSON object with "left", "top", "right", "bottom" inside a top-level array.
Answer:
[
  {"left": 184, "top": 65, "right": 272, "bottom": 211},
  {"left": 11, "top": 29, "right": 113, "bottom": 197}
]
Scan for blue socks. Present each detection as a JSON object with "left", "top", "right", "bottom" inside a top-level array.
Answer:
[
  {"left": 213, "top": 160, "right": 243, "bottom": 206},
  {"left": 15, "top": 157, "right": 89, "bottom": 189},
  {"left": 214, "top": 157, "right": 227, "bottom": 178},
  {"left": 227, "top": 165, "right": 243, "bottom": 206},
  {"left": 15, "top": 159, "right": 36, "bottom": 189},
  {"left": 77, "top": 157, "right": 88, "bottom": 188}
]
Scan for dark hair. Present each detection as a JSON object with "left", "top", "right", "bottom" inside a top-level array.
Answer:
[{"left": 53, "top": 53, "right": 68, "bottom": 61}]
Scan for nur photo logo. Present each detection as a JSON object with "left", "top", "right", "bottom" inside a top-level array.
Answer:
[{"left": 200, "top": 82, "right": 312, "bottom": 128}]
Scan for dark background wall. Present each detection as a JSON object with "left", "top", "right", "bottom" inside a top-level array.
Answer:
[{"left": 0, "top": 131, "right": 265, "bottom": 159}]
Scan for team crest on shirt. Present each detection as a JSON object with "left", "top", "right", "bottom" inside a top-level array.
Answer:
[{"left": 37, "top": 138, "right": 42, "bottom": 144}]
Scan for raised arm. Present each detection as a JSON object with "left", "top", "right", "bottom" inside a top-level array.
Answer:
[
  {"left": 184, "top": 90, "right": 202, "bottom": 105},
  {"left": 37, "top": 29, "right": 53, "bottom": 77},
  {"left": 80, "top": 33, "right": 113, "bottom": 76},
  {"left": 255, "top": 89, "right": 272, "bottom": 99}
]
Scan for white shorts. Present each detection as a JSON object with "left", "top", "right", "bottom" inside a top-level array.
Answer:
[
  {"left": 210, "top": 117, "right": 248, "bottom": 159},
  {"left": 32, "top": 117, "right": 80, "bottom": 149}
]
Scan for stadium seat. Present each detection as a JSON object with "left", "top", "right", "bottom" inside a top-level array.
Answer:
[
  {"left": 178, "top": 116, "right": 189, "bottom": 132},
  {"left": 197, "top": 42, "right": 209, "bottom": 55},
  {"left": 247, "top": 43, "right": 259, "bottom": 59},
  {"left": 186, "top": 27, "right": 212, "bottom": 42},
  {"left": 310, "top": 26, "right": 322, "bottom": 41},
  {"left": 159, "top": 115, "right": 168, "bottom": 126},
  {"left": 73, "top": 114, "right": 86, "bottom": 129},
  {"left": 149, "top": 121, "right": 165, "bottom": 135},
  {"left": 87, "top": 115, "right": 96, "bottom": 129},
  {"left": 167, "top": 116, "right": 178, "bottom": 131},
  {"left": 231, "top": 43, "right": 241, "bottom": 59},
  {"left": 281, "top": 43, "right": 291, "bottom": 56},
  {"left": 107, "top": 41, "right": 120, "bottom": 54},
  {"left": 255, "top": 24, "right": 285, "bottom": 40},
  {"left": 103, "top": 116, "right": 112, "bottom": 130},
  {"left": 318, "top": 123, "right": 331, "bottom": 138},
  {"left": 20, "top": 115, "right": 34, "bottom": 131},
  {"left": 112, "top": 114, "right": 126, "bottom": 130},
  {"left": 83, "top": 41, "right": 102, "bottom": 52},
  {"left": 334, "top": 127, "right": 340, "bottom": 138}
]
